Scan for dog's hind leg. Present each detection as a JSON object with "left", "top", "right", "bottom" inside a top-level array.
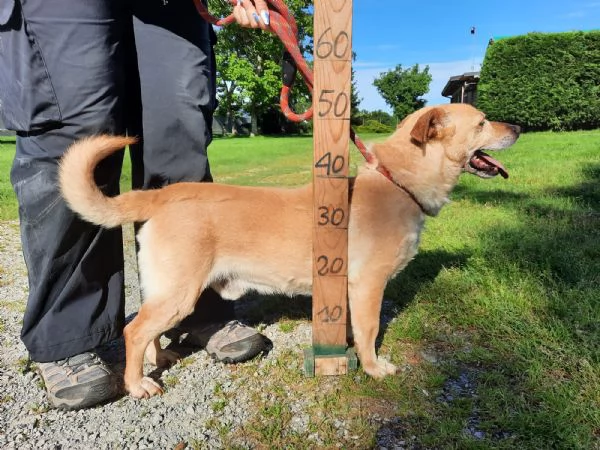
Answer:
[
  {"left": 126, "top": 220, "right": 214, "bottom": 397},
  {"left": 123, "top": 290, "right": 200, "bottom": 398},
  {"left": 348, "top": 280, "right": 398, "bottom": 379},
  {"left": 145, "top": 337, "right": 180, "bottom": 368},
  {"left": 123, "top": 303, "right": 166, "bottom": 398}
]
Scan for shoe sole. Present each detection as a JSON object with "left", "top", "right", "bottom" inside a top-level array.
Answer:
[
  {"left": 208, "top": 335, "right": 267, "bottom": 364},
  {"left": 48, "top": 378, "right": 120, "bottom": 410}
]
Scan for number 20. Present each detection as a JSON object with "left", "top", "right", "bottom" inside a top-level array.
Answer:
[{"left": 317, "top": 255, "right": 344, "bottom": 276}]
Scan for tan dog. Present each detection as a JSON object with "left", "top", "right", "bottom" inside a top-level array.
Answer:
[{"left": 59, "top": 103, "right": 520, "bottom": 398}]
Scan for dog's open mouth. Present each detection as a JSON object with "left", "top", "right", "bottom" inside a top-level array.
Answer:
[{"left": 465, "top": 150, "right": 509, "bottom": 179}]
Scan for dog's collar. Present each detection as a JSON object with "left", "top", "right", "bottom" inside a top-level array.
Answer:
[
  {"left": 364, "top": 149, "right": 433, "bottom": 216},
  {"left": 374, "top": 164, "right": 433, "bottom": 216}
]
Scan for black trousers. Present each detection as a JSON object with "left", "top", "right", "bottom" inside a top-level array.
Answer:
[{"left": 0, "top": 0, "right": 233, "bottom": 362}]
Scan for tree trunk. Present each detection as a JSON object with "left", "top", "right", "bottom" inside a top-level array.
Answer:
[
  {"left": 226, "top": 108, "right": 236, "bottom": 135},
  {"left": 223, "top": 82, "right": 237, "bottom": 135},
  {"left": 250, "top": 104, "right": 258, "bottom": 136}
]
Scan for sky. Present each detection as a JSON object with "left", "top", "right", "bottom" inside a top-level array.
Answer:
[{"left": 350, "top": 0, "right": 600, "bottom": 113}]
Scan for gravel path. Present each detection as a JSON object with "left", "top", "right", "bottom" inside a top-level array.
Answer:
[{"left": 0, "top": 221, "right": 322, "bottom": 449}]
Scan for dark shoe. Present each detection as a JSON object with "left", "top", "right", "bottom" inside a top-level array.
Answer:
[
  {"left": 173, "top": 320, "right": 268, "bottom": 363},
  {"left": 37, "top": 352, "right": 119, "bottom": 410}
]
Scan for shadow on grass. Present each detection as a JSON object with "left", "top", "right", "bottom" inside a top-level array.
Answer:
[
  {"left": 554, "top": 164, "right": 600, "bottom": 210},
  {"left": 451, "top": 185, "right": 531, "bottom": 206},
  {"left": 478, "top": 165, "right": 600, "bottom": 287},
  {"left": 448, "top": 165, "right": 600, "bottom": 289},
  {"left": 0, "top": 137, "right": 16, "bottom": 145},
  {"left": 452, "top": 164, "right": 600, "bottom": 212},
  {"left": 384, "top": 249, "right": 471, "bottom": 309},
  {"left": 375, "top": 164, "right": 600, "bottom": 448},
  {"left": 472, "top": 165, "right": 599, "bottom": 446}
]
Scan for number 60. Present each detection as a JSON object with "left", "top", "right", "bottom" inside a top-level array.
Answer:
[{"left": 316, "top": 27, "right": 350, "bottom": 59}]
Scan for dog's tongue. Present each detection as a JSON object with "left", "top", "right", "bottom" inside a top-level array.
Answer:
[{"left": 475, "top": 151, "right": 509, "bottom": 179}]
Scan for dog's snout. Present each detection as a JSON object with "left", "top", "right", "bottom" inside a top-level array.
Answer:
[{"left": 509, "top": 124, "right": 521, "bottom": 135}]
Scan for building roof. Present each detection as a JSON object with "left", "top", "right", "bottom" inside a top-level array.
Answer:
[{"left": 441, "top": 71, "right": 480, "bottom": 97}]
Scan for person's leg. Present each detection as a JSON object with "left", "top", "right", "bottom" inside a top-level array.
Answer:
[
  {"left": 129, "top": 0, "right": 266, "bottom": 362},
  {"left": 1, "top": 0, "right": 130, "bottom": 408}
]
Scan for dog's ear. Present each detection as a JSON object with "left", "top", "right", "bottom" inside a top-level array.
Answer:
[{"left": 410, "top": 108, "right": 445, "bottom": 145}]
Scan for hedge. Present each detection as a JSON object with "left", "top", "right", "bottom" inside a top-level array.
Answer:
[{"left": 477, "top": 31, "right": 600, "bottom": 131}]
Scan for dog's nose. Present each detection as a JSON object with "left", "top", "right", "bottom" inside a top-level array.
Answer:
[{"left": 510, "top": 124, "right": 521, "bottom": 135}]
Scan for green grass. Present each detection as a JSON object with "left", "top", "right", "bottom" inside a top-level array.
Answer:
[
  {"left": 206, "top": 133, "right": 386, "bottom": 187},
  {"left": 1, "top": 130, "right": 599, "bottom": 447},
  {"left": 0, "top": 137, "right": 17, "bottom": 220}
]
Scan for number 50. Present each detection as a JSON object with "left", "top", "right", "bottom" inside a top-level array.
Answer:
[{"left": 318, "top": 89, "right": 349, "bottom": 118}]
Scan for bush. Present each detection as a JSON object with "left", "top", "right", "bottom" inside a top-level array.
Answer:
[
  {"left": 478, "top": 31, "right": 600, "bottom": 131},
  {"left": 356, "top": 109, "right": 396, "bottom": 128},
  {"left": 354, "top": 119, "right": 395, "bottom": 134}
]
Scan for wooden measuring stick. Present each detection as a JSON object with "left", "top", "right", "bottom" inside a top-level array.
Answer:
[{"left": 304, "top": 0, "right": 356, "bottom": 376}]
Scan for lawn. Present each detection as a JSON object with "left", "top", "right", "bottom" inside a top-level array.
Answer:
[{"left": 0, "top": 129, "right": 599, "bottom": 448}]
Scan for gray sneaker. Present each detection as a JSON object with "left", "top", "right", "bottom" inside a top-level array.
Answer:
[
  {"left": 173, "top": 320, "right": 268, "bottom": 363},
  {"left": 37, "top": 352, "right": 119, "bottom": 410}
]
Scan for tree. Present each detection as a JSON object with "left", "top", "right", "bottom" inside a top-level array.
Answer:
[
  {"left": 373, "top": 64, "right": 432, "bottom": 120},
  {"left": 215, "top": 53, "right": 249, "bottom": 135},
  {"left": 350, "top": 52, "right": 362, "bottom": 126},
  {"left": 209, "top": 0, "right": 313, "bottom": 135}
]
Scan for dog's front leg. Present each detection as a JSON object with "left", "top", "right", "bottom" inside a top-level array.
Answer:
[{"left": 348, "top": 282, "right": 397, "bottom": 378}]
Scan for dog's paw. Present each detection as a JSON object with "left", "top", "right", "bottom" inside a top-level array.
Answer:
[
  {"left": 127, "top": 376, "right": 164, "bottom": 399},
  {"left": 151, "top": 349, "right": 180, "bottom": 368},
  {"left": 363, "top": 358, "right": 398, "bottom": 379}
]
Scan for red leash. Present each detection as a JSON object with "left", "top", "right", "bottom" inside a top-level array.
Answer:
[
  {"left": 193, "top": 0, "right": 407, "bottom": 192},
  {"left": 193, "top": 0, "right": 313, "bottom": 122}
]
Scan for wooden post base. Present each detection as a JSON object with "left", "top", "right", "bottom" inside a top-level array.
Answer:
[{"left": 303, "top": 347, "right": 358, "bottom": 377}]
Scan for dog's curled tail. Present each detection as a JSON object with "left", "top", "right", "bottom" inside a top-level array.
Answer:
[{"left": 60, "top": 135, "right": 158, "bottom": 228}]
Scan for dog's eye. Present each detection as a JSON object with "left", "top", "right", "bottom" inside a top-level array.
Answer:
[{"left": 479, "top": 120, "right": 486, "bottom": 127}]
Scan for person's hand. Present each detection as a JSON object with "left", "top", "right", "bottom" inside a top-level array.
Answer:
[{"left": 232, "top": 0, "right": 270, "bottom": 30}]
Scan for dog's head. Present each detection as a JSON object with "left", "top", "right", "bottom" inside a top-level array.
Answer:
[
  {"left": 370, "top": 104, "right": 521, "bottom": 216},
  {"left": 408, "top": 103, "right": 520, "bottom": 179}
]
